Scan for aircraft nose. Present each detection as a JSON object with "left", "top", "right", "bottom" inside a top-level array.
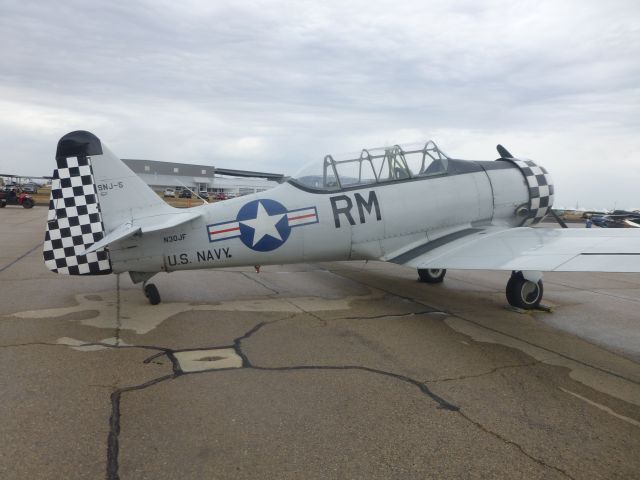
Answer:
[{"left": 514, "top": 159, "right": 554, "bottom": 226}]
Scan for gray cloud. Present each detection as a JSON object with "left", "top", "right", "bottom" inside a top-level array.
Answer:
[{"left": 1, "top": 0, "right": 639, "bottom": 207}]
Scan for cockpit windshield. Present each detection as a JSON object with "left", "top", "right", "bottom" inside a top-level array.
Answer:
[{"left": 290, "top": 141, "right": 450, "bottom": 191}]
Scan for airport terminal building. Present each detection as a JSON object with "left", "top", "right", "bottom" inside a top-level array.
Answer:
[{"left": 122, "top": 159, "right": 284, "bottom": 197}]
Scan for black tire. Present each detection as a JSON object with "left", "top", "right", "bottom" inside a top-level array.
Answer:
[
  {"left": 22, "top": 199, "right": 34, "bottom": 209},
  {"left": 0, "top": 201, "right": 5, "bottom": 208},
  {"left": 418, "top": 268, "right": 446, "bottom": 283},
  {"left": 506, "top": 272, "right": 543, "bottom": 309},
  {"left": 144, "top": 284, "right": 161, "bottom": 305}
]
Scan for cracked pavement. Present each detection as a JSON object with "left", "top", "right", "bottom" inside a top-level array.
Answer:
[{"left": 1, "top": 209, "right": 639, "bottom": 479}]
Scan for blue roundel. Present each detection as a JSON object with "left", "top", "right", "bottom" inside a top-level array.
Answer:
[{"left": 236, "top": 199, "right": 291, "bottom": 251}]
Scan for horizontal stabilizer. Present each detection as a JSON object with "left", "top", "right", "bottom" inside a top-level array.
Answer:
[
  {"left": 80, "top": 210, "right": 201, "bottom": 255},
  {"left": 135, "top": 210, "right": 201, "bottom": 234},
  {"left": 82, "top": 222, "right": 141, "bottom": 255}
]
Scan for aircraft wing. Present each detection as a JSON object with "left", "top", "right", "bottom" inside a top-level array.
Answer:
[
  {"left": 81, "top": 210, "right": 201, "bottom": 255},
  {"left": 389, "top": 227, "right": 640, "bottom": 273}
]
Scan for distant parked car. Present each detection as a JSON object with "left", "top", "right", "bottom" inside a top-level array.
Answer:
[
  {"left": 21, "top": 183, "right": 39, "bottom": 194},
  {"left": 213, "top": 192, "right": 227, "bottom": 200},
  {"left": 590, "top": 215, "right": 608, "bottom": 227},
  {"left": 179, "top": 189, "right": 192, "bottom": 198},
  {"left": 163, "top": 188, "right": 175, "bottom": 197}
]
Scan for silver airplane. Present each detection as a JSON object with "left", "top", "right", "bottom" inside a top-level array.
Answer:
[{"left": 43, "top": 131, "right": 640, "bottom": 308}]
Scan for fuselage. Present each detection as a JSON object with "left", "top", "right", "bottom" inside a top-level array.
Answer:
[{"left": 108, "top": 159, "right": 534, "bottom": 274}]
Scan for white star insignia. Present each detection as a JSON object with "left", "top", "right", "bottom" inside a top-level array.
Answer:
[{"left": 240, "top": 202, "right": 285, "bottom": 246}]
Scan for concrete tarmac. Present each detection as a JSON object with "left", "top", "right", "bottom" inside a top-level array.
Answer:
[{"left": 1, "top": 208, "right": 639, "bottom": 479}]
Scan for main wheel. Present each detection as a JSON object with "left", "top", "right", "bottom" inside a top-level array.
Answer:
[
  {"left": 144, "top": 283, "right": 161, "bottom": 305},
  {"left": 418, "top": 268, "right": 446, "bottom": 283},
  {"left": 506, "top": 272, "right": 543, "bottom": 310}
]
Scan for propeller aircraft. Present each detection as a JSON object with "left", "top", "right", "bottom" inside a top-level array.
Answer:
[{"left": 43, "top": 131, "right": 640, "bottom": 308}]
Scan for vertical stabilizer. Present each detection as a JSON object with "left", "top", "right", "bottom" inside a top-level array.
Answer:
[
  {"left": 43, "top": 131, "right": 112, "bottom": 275},
  {"left": 89, "top": 143, "right": 174, "bottom": 232}
]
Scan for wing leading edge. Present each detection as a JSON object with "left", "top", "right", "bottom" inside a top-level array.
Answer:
[{"left": 390, "top": 227, "right": 640, "bottom": 273}]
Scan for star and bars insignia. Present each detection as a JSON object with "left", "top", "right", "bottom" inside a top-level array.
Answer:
[{"left": 207, "top": 199, "right": 319, "bottom": 252}]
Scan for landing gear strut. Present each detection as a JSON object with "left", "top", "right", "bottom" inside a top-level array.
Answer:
[
  {"left": 418, "top": 268, "right": 447, "bottom": 283},
  {"left": 506, "top": 271, "right": 543, "bottom": 310},
  {"left": 144, "top": 282, "right": 161, "bottom": 305}
]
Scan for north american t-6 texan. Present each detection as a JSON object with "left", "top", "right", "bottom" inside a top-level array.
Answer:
[{"left": 43, "top": 131, "right": 640, "bottom": 307}]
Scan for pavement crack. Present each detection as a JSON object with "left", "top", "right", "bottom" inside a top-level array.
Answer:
[
  {"left": 451, "top": 312, "right": 640, "bottom": 385},
  {"left": 0, "top": 341, "right": 144, "bottom": 350},
  {"left": 155, "top": 317, "right": 460, "bottom": 411},
  {"left": 241, "top": 271, "right": 280, "bottom": 294},
  {"left": 424, "top": 359, "right": 554, "bottom": 383},
  {"left": 232, "top": 317, "right": 290, "bottom": 366},
  {"left": 104, "top": 317, "right": 291, "bottom": 480},
  {"left": 546, "top": 279, "right": 640, "bottom": 305},
  {"left": 250, "top": 364, "right": 459, "bottom": 411},
  {"left": 0, "top": 341, "right": 176, "bottom": 357},
  {"left": 328, "top": 271, "right": 640, "bottom": 386},
  {"left": 88, "top": 384, "right": 117, "bottom": 390},
  {"left": 99, "top": 314, "right": 460, "bottom": 480},
  {"left": 456, "top": 409, "right": 576, "bottom": 479},
  {"left": 0, "top": 243, "right": 41, "bottom": 274},
  {"left": 282, "top": 299, "right": 328, "bottom": 326},
  {"left": 340, "top": 310, "right": 447, "bottom": 320},
  {"left": 0, "top": 342, "right": 67, "bottom": 348},
  {"left": 107, "top": 374, "right": 176, "bottom": 480}
]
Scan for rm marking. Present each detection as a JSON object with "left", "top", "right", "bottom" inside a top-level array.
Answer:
[{"left": 330, "top": 191, "right": 382, "bottom": 228}]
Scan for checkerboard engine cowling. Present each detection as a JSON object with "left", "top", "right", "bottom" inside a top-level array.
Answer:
[
  {"left": 507, "top": 159, "right": 555, "bottom": 226},
  {"left": 43, "top": 155, "right": 112, "bottom": 275}
]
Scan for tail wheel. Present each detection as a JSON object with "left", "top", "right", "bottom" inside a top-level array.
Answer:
[
  {"left": 144, "top": 283, "right": 161, "bottom": 305},
  {"left": 506, "top": 272, "right": 543, "bottom": 309},
  {"left": 418, "top": 268, "right": 446, "bottom": 283}
]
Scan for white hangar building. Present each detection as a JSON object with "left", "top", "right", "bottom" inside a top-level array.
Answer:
[{"left": 122, "top": 159, "right": 285, "bottom": 197}]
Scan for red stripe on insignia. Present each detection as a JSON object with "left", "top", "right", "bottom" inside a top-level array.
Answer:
[
  {"left": 212, "top": 226, "right": 240, "bottom": 234},
  {"left": 288, "top": 213, "right": 316, "bottom": 221}
]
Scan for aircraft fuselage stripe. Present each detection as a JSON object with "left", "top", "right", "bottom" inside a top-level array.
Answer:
[{"left": 388, "top": 228, "right": 482, "bottom": 264}]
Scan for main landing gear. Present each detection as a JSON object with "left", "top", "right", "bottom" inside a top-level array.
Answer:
[
  {"left": 505, "top": 271, "right": 543, "bottom": 310},
  {"left": 417, "top": 268, "right": 544, "bottom": 310},
  {"left": 418, "top": 268, "right": 447, "bottom": 283}
]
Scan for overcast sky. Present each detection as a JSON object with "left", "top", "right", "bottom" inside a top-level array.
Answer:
[{"left": 1, "top": 0, "right": 639, "bottom": 209}]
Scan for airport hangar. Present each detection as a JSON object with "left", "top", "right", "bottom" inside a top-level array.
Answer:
[{"left": 122, "top": 158, "right": 285, "bottom": 197}]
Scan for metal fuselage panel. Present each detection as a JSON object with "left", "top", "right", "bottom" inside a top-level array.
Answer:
[{"left": 108, "top": 162, "right": 530, "bottom": 274}]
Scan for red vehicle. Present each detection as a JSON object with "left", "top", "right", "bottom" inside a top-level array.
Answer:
[{"left": 0, "top": 188, "right": 34, "bottom": 208}]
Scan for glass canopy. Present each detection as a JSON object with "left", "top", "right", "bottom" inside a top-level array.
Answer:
[{"left": 290, "top": 141, "right": 450, "bottom": 191}]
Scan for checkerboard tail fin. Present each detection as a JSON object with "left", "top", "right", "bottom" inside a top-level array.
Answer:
[{"left": 43, "top": 131, "right": 112, "bottom": 275}]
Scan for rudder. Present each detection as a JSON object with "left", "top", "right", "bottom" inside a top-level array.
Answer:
[{"left": 43, "top": 131, "right": 112, "bottom": 275}]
